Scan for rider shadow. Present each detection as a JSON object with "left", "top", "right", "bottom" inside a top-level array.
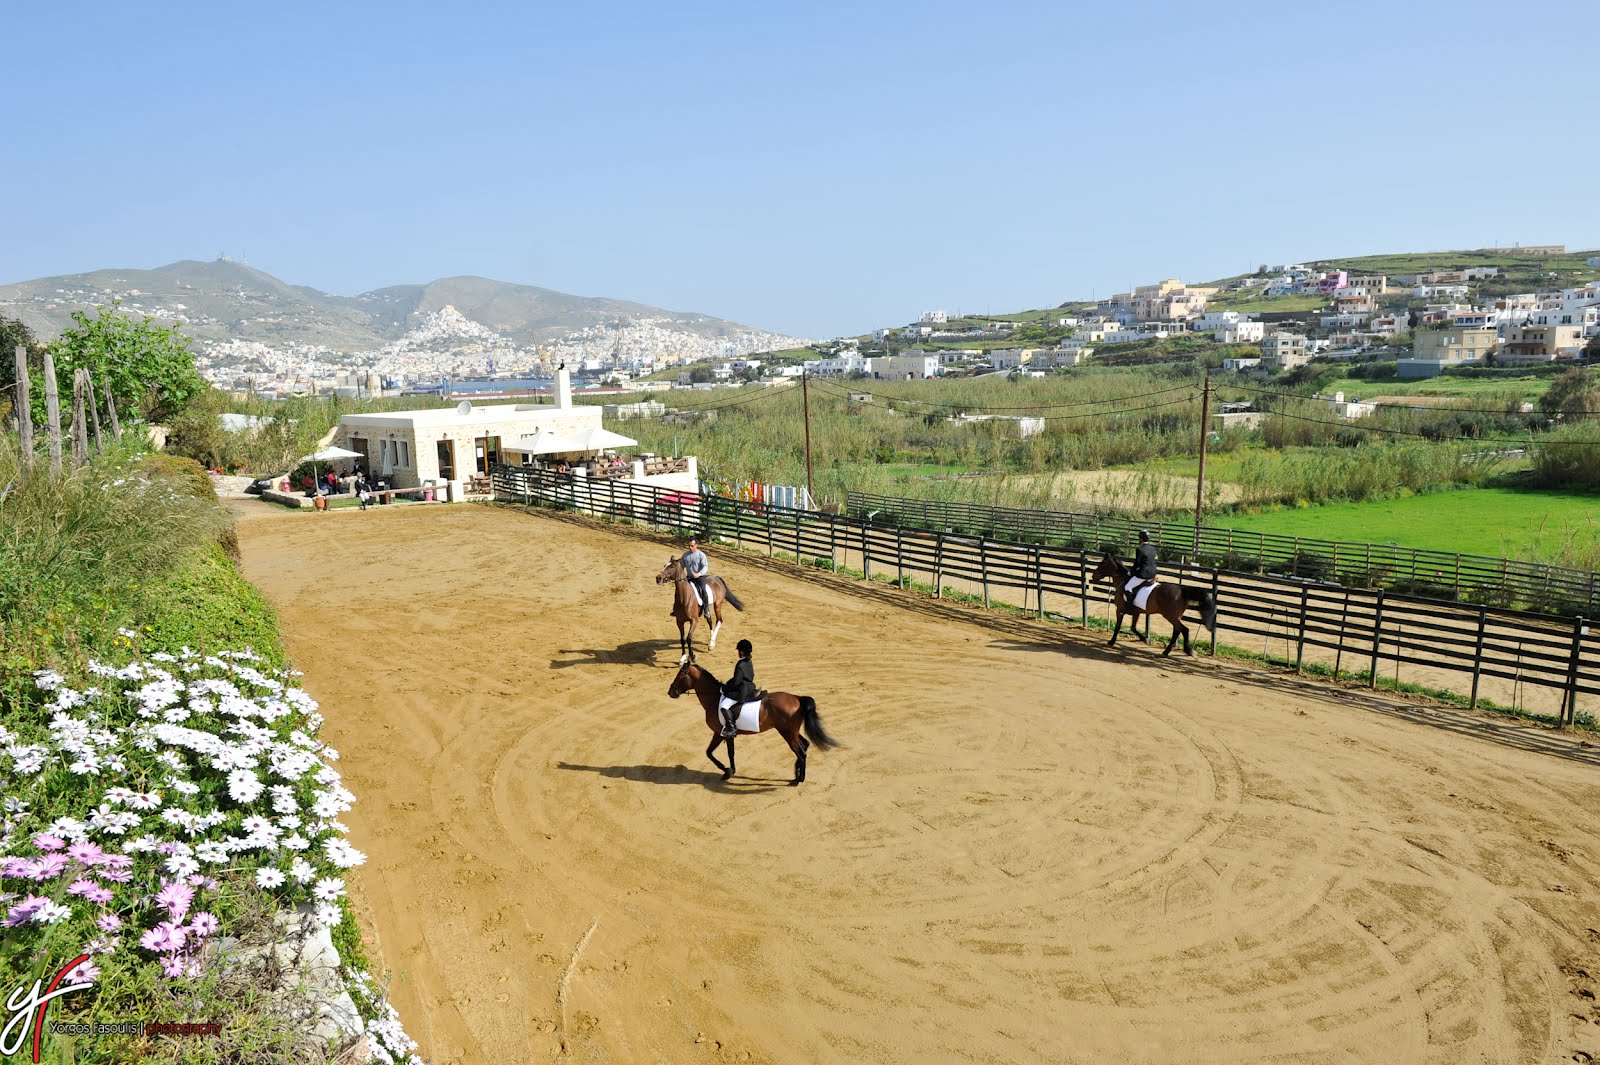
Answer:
[
  {"left": 555, "top": 761, "right": 788, "bottom": 793},
  {"left": 551, "top": 639, "right": 679, "bottom": 669}
]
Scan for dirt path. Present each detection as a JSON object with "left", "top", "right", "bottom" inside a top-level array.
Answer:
[{"left": 234, "top": 501, "right": 1600, "bottom": 1064}]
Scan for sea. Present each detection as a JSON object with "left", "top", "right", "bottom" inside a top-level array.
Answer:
[{"left": 408, "top": 378, "right": 554, "bottom": 395}]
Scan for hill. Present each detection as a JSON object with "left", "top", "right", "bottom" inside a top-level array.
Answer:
[{"left": 0, "top": 258, "right": 801, "bottom": 357}]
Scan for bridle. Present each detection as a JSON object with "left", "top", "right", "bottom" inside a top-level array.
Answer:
[{"left": 668, "top": 661, "right": 695, "bottom": 698}]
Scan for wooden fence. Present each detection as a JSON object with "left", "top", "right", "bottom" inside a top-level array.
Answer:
[
  {"left": 494, "top": 465, "right": 1598, "bottom": 725},
  {"left": 846, "top": 491, "right": 1600, "bottom": 619}
]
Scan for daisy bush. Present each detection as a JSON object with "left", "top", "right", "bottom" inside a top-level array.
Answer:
[{"left": 0, "top": 641, "right": 422, "bottom": 1064}]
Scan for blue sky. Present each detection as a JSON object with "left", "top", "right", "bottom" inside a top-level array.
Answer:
[{"left": 4, "top": 0, "right": 1597, "bottom": 338}]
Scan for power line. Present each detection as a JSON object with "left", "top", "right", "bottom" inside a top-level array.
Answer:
[
  {"left": 663, "top": 384, "right": 798, "bottom": 413},
  {"left": 807, "top": 378, "right": 1193, "bottom": 413},
  {"left": 1225, "top": 381, "right": 1582, "bottom": 418},
  {"left": 1257, "top": 406, "right": 1600, "bottom": 447}
]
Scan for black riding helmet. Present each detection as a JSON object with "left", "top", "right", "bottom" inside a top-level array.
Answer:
[{"left": 736, "top": 639, "right": 753, "bottom": 656}]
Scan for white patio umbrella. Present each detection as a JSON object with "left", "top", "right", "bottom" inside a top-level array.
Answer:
[
  {"left": 562, "top": 427, "right": 638, "bottom": 453},
  {"left": 513, "top": 429, "right": 572, "bottom": 455},
  {"left": 301, "top": 445, "right": 365, "bottom": 488}
]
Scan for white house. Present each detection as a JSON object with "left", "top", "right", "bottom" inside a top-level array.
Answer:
[
  {"left": 1219, "top": 322, "right": 1266, "bottom": 343},
  {"left": 988, "top": 347, "right": 1028, "bottom": 370},
  {"left": 806, "top": 353, "right": 867, "bottom": 376},
  {"left": 952, "top": 413, "right": 1045, "bottom": 438},
  {"left": 866, "top": 352, "right": 940, "bottom": 379}
]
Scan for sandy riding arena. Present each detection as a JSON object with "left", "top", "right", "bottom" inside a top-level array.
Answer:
[{"left": 234, "top": 502, "right": 1600, "bottom": 1065}]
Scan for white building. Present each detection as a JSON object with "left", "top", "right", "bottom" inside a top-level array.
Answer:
[
  {"left": 952, "top": 413, "right": 1045, "bottom": 438},
  {"left": 1219, "top": 322, "right": 1266, "bottom": 343},
  {"left": 867, "top": 352, "right": 941, "bottom": 379},
  {"left": 918, "top": 310, "right": 949, "bottom": 324},
  {"left": 806, "top": 353, "right": 867, "bottom": 376},
  {"left": 988, "top": 347, "right": 1028, "bottom": 370}
]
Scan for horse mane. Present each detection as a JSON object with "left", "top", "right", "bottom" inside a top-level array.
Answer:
[{"left": 691, "top": 663, "right": 722, "bottom": 688}]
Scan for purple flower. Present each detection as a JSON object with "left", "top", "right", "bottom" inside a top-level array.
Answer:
[
  {"left": 189, "top": 912, "right": 218, "bottom": 937},
  {"left": 140, "top": 921, "right": 188, "bottom": 954},
  {"left": 32, "top": 832, "right": 65, "bottom": 852},
  {"left": 0, "top": 857, "right": 33, "bottom": 878},
  {"left": 3, "top": 895, "right": 46, "bottom": 927},
  {"left": 26, "top": 854, "right": 69, "bottom": 880},
  {"left": 185, "top": 875, "right": 217, "bottom": 890},
  {"left": 96, "top": 912, "right": 123, "bottom": 932},
  {"left": 95, "top": 866, "right": 132, "bottom": 883},
  {"left": 155, "top": 880, "right": 194, "bottom": 922},
  {"left": 67, "top": 878, "right": 114, "bottom": 904},
  {"left": 66, "top": 841, "right": 106, "bottom": 866},
  {"left": 64, "top": 959, "right": 100, "bottom": 985},
  {"left": 159, "top": 954, "right": 185, "bottom": 979},
  {"left": 100, "top": 853, "right": 133, "bottom": 871}
]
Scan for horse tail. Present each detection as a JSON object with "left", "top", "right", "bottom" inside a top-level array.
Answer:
[
  {"left": 799, "top": 696, "right": 839, "bottom": 750},
  {"left": 721, "top": 579, "right": 745, "bottom": 612},
  {"left": 1183, "top": 586, "right": 1218, "bottom": 633}
]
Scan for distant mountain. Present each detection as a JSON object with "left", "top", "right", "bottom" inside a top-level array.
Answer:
[{"left": 0, "top": 258, "right": 802, "bottom": 359}]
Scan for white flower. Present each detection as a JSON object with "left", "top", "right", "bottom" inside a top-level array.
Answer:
[
  {"left": 157, "top": 751, "right": 184, "bottom": 770},
  {"left": 289, "top": 858, "right": 316, "bottom": 884},
  {"left": 313, "top": 902, "right": 341, "bottom": 927},
  {"left": 255, "top": 867, "right": 286, "bottom": 889},
  {"left": 47, "top": 817, "right": 89, "bottom": 842},
  {"left": 276, "top": 814, "right": 302, "bottom": 830},
  {"left": 69, "top": 756, "right": 102, "bottom": 776},
  {"left": 128, "top": 791, "right": 163, "bottom": 810},
  {"left": 323, "top": 838, "right": 367, "bottom": 869},
  {"left": 33, "top": 669, "right": 65, "bottom": 691},
  {"left": 227, "top": 769, "right": 264, "bottom": 804},
  {"left": 31, "top": 899, "right": 72, "bottom": 924},
  {"left": 268, "top": 786, "right": 298, "bottom": 815},
  {"left": 123, "top": 835, "right": 161, "bottom": 854},
  {"left": 194, "top": 842, "right": 230, "bottom": 865},
  {"left": 9, "top": 746, "right": 48, "bottom": 775},
  {"left": 312, "top": 877, "right": 345, "bottom": 902},
  {"left": 281, "top": 834, "right": 310, "bottom": 852},
  {"left": 169, "top": 781, "right": 199, "bottom": 797},
  {"left": 165, "top": 854, "right": 200, "bottom": 878}
]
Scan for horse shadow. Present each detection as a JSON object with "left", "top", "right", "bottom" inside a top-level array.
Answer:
[
  {"left": 555, "top": 761, "right": 787, "bottom": 793},
  {"left": 550, "top": 639, "right": 678, "bottom": 669}
]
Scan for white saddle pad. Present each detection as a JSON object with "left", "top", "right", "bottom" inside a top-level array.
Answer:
[
  {"left": 1132, "top": 583, "right": 1157, "bottom": 611},
  {"left": 717, "top": 695, "right": 762, "bottom": 733}
]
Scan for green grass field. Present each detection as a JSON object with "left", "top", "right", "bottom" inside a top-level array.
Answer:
[
  {"left": 1212, "top": 487, "right": 1599, "bottom": 558},
  {"left": 1315, "top": 374, "right": 1552, "bottom": 403}
]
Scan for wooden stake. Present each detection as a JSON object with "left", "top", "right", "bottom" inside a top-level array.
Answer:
[
  {"left": 103, "top": 380, "right": 121, "bottom": 441},
  {"left": 71, "top": 369, "right": 89, "bottom": 467},
  {"left": 84, "top": 369, "right": 104, "bottom": 454},
  {"left": 43, "top": 350, "right": 62, "bottom": 476},
  {"left": 13, "top": 345, "right": 32, "bottom": 471}
]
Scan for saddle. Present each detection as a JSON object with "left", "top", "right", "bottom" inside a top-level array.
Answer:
[
  {"left": 1128, "top": 578, "right": 1160, "bottom": 611},
  {"left": 718, "top": 691, "right": 765, "bottom": 734}
]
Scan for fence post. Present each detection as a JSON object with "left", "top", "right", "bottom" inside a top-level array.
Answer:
[
  {"left": 1210, "top": 567, "right": 1220, "bottom": 656},
  {"left": 1560, "top": 617, "right": 1585, "bottom": 728},
  {"left": 1333, "top": 591, "right": 1350, "bottom": 678},
  {"left": 1079, "top": 550, "right": 1089, "bottom": 630},
  {"left": 829, "top": 516, "right": 837, "bottom": 572},
  {"left": 896, "top": 525, "right": 904, "bottom": 587},
  {"left": 863, "top": 522, "right": 871, "bottom": 582},
  {"left": 1469, "top": 609, "right": 1487, "bottom": 709},
  {"left": 981, "top": 538, "right": 990, "bottom": 609},
  {"left": 1036, "top": 544, "right": 1044, "bottom": 618},
  {"left": 102, "top": 380, "right": 121, "bottom": 442},
  {"left": 1368, "top": 590, "right": 1385, "bottom": 689},
  {"left": 732, "top": 502, "right": 741, "bottom": 547},
  {"left": 1294, "top": 584, "right": 1308, "bottom": 673},
  {"left": 934, "top": 531, "right": 944, "bottom": 598},
  {"left": 13, "top": 345, "right": 32, "bottom": 475},
  {"left": 42, "top": 351, "right": 62, "bottom": 476},
  {"left": 795, "top": 511, "right": 802, "bottom": 565},
  {"left": 84, "top": 369, "right": 104, "bottom": 455}
]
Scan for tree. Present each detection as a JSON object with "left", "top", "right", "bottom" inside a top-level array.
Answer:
[
  {"left": 1539, "top": 367, "right": 1600, "bottom": 420},
  {"left": 48, "top": 302, "right": 205, "bottom": 423},
  {"left": 0, "top": 315, "right": 46, "bottom": 421}
]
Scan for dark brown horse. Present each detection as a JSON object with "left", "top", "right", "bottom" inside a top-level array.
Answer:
[
  {"left": 655, "top": 557, "right": 745, "bottom": 664},
  {"left": 668, "top": 658, "right": 838, "bottom": 784},
  {"left": 1091, "top": 553, "right": 1218, "bottom": 656}
]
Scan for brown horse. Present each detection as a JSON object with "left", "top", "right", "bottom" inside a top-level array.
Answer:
[
  {"left": 655, "top": 557, "right": 744, "bottom": 664},
  {"left": 668, "top": 658, "right": 838, "bottom": 784},
  {"left": 1091, "top": 553, "right": 1218, "bottom": 656}
]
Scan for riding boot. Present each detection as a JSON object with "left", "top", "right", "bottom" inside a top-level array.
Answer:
[{"left": 721, "top": 707, "right": 739, "bottom": 737}]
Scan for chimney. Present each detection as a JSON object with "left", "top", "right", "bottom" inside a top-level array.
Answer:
[{"left": 556, "top": 366, "right": 573, "bottom": 409}]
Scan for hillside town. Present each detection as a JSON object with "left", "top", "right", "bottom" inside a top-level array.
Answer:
[{"left": 790, "top": 247, "right": 1600, "bottom": 384}]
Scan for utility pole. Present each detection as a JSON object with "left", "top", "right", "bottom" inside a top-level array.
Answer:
[
  {"left": 802, "top": 369, "right": 816, "bottom": 509},
  {"left": 1193, "top": 374, "right": 1211, "bottom": 559}
]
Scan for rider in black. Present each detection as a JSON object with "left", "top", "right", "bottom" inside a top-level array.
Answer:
[
  {"left": 720, "top": 639, "right": 758, "bottom": 737},
  {"left": 1125, "top": 530, "right": 1158, "bottom": 605}
]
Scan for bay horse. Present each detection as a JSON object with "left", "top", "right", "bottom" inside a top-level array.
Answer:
[
  {"left": 655, "top": 556, "right": 744, "bottom": 664},
  {"left": 668, "top": 658, "right": 838, "bottom": 784},
  {"left": 1091, "top": 553, "right": 1218, "bottom": 656}
]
